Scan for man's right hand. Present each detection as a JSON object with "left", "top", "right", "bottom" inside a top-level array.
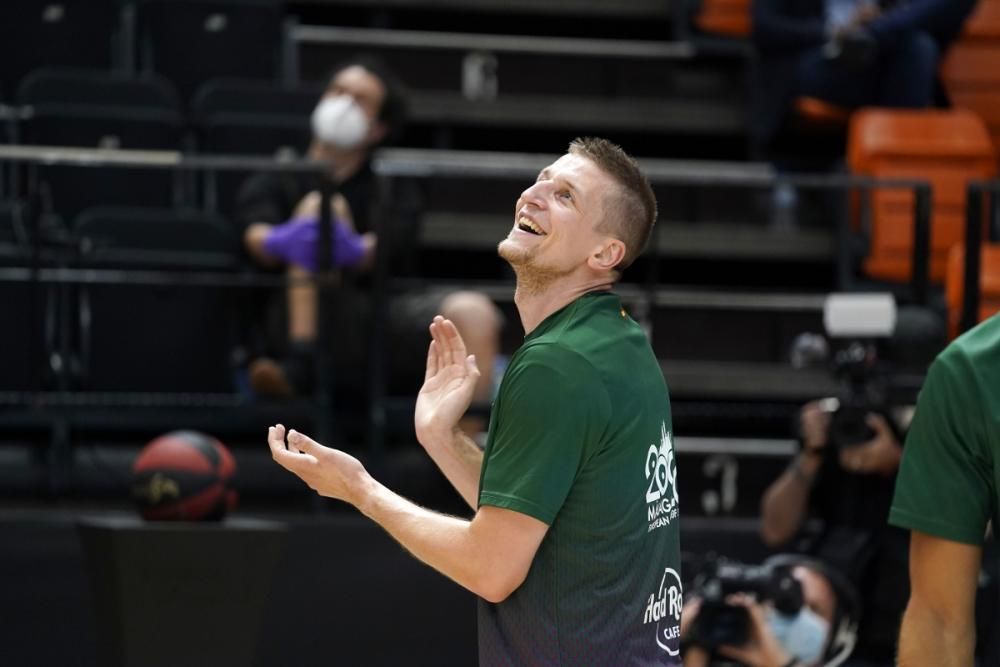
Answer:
[{"left": 414, "top": 316, "right": 481, "bottom": 447}]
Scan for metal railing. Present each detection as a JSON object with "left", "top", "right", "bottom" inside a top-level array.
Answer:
[
  {"left": 961, "top": 180, "right": 1000, "bottom": 334},
  {"left": 0, "top": 144, "right": 936, "bottom": 487}
]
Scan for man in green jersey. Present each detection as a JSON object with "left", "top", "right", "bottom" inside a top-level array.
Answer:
[
  {"left": 268, "top": 137, "right": 680, "bottom": 665},
  {"left": 889, "top": 313, "right": 1000, "bottom": 665}
]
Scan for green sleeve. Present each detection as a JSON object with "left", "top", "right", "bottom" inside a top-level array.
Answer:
[
  {"left": 478, "top": 344, "right": 610, "bottom": 525},
  {"left": 889, "top": 349, "right": 994, "bottom": 545}
]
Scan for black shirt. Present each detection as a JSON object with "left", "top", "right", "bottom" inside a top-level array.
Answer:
[{"left": 234, "top": 160, "right": 420, "bottom": 276}]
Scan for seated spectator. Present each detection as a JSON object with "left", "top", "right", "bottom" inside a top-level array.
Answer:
[
  {"left": 751, "top": 0, "right": 977, "bottom": 153},
  {"left": 681, "top": 554, "right": 860, "bottom": 667},
  {"left": 751, "top": 0, "right": 977, "bottom": 227},
  {"left": 237, "top": 57, "right": 502, "bottom": 432},
  {"left": 759, "top": 400, "right": 908, "bottom": 665}
]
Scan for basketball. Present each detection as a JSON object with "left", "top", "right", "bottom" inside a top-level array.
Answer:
[{"left": 131, "top": 431, "right": 238, "bottom": 521}]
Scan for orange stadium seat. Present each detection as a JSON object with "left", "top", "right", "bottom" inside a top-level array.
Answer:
[
  {"left": 945, "top": 242, "right": 1000, "bottom": 338},
  {"left": 847, "top": 109, "right": 997, "bottom": 284},
  {"left": 794, "top": 96, "right": 851, "bottom": 127},
  {"left": 941, "top": 0, "right": 1000, "bottom": 163},
  {"left": 695, "top": 0, "right": 751, "bottom": 37}
]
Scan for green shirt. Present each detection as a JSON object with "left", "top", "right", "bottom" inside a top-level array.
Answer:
[
  {"left": 889, "top": 314, "right": 1000, "bottom": 545},
  {"left": 477, "top": 292, "right": 681, "bottom": 666}
]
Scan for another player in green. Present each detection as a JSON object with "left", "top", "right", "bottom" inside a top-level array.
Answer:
[
  {"left": 889, "top": 313, "right": 1000, "bottom": 665},
  {"left": 268, "top": 137, "right": 681, "bottom": 665}
]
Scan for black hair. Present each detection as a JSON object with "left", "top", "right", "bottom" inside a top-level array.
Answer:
[{"left": 324, "top": 54, "right": 409, "bottom": 144}]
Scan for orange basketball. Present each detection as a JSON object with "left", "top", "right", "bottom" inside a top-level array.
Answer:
[{"left": 131, "top": 431, "right": 238, "bottom": 521}]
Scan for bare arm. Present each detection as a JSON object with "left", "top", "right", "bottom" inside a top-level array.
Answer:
[
  {"left": 898, "top": 531, "right": 981, "bottom": 666},
  {"left": 760, "top": 452, "right": 822, "bottom": 547},
  {"left": 414, "top": 317, "right": 486, "bottom": 509},
  {"left": 419, "top": 428, "right": 483, "bottom": 510},
  {"left": 244, "top": 222, "right": 280, "bottom": 267},
  {"left": 760, "top": 402, "right": 828, "bottom": 547},
  {"left": 269, "top": 425, "right": 547, "bottom": 603},
  {"left": 360, "top": 481, "right": 545, "bottom": 602}
]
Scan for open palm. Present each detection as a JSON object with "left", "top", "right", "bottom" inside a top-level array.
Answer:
[{"left": 415, "top": 316, "right": 480, "bottom": 443}]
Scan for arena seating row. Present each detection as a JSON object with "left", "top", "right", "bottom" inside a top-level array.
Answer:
[
  {"left": 0, "top": 0, "right": 998, "bottom": 511},
  {"left": 0, "top": 0, "right": 749, "bottom": 159},
  {"left": 0, "top": 0, "right": 284, "bottom": 102},
  {"left": 694, "top": 0, "right": 1000, "bottom": 163}
]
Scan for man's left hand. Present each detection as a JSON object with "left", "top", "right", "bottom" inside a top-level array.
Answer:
[{"left": 268, "top": 424, "right": 371, "bottom": 505}]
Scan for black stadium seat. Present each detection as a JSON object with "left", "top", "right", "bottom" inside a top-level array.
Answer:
[
  {"left": 0, "top": 0, "right": 122, "bottom": 95},
  {"left": 15, "top": 69, "right": 185, "bottom": 223},
  {"left": 192, "top": 79, "right": 321, "bottom": 217},
  {"left": 137, "top": 0, "right": 285, "bottom": 102},
  {"left": 0, "top": 200, "right": 49, "bottom": 392},
  {"left": 17, "top": 68, "right": 180, "bottom": 111},
  {"left": 71, "top": 206, "right": 242, "bottom": 393}
]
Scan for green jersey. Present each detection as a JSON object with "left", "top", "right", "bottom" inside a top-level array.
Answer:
[
  {"left": 477, "top": 292, "right": 681, "bottom": 666},
  {"left": 890, "top": 314, "right": 1000, "bottom": 545}
]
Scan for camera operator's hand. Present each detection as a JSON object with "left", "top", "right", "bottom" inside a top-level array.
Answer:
[
  {"left": 679, "top": 597, "right": 713, "bottom": 667},
  {"left": 838, "top": 413, "right": 901, "bottom": 476},
  {"left": 716, "top": 594, "right": 793, "bottom": 667},
  {"left": 680, "top": 596, "right": 702, "bottom": 641},
  {"left": 799, "top": 402, "right": 830, "bottom": 457}
]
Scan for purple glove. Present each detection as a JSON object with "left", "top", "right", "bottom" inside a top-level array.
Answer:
[{"left": 262, "top": 215, "right": 367, "bottom": 271}]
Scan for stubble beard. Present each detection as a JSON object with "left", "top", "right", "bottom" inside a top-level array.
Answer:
[{"left": 497, "top": 238, "right": 572, "bottom": 296}]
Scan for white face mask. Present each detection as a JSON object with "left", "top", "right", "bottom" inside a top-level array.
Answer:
[
  {"left": 311, "top": 95, "right": 369, "bottom": 149},
  {"left": 766, "top": 606, "right": 830, "bottom": 666}
]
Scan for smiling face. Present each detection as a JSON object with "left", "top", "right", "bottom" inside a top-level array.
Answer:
[{"left": 498, "top": 153, "right": 626, "bottom": 292}]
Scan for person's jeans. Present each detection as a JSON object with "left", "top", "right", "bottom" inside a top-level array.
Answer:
[{"left": 795, "top": 30, "right": 938, "bottom": 109}]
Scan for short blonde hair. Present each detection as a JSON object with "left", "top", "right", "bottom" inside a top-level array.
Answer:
[{"left": 568, "top": 137, "right": 657, "bottom": 270}]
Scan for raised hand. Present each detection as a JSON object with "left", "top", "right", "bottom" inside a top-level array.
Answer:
[{"left": 414, "top": 316, "right": 481, "bottom": 445}]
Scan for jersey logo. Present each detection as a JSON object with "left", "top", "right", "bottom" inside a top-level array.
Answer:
[
  {"left": 643, "top": 566, "right": 682, "bottom": 656},
  {"left": 645, "top": 422, "right": 678, "bottom": 532}
]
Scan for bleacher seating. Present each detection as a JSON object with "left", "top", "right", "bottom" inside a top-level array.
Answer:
[
  {"left": 0, "top": 200, "right": 45, "bottom": 393},
  {"left": 15, "top": 68, "right": 185, "bottom": 223},
  {"left": 848, "top": 108, "right": 998, "bottom": 285},
  {"left": 0, "top": 0, "right": 992, "bottom": 520},
  {"left": 0, "top": 0, "right": 122, "bottom": 96},
  {"left": 191, "top": 78, "right": 319, "bottom": 217},
  {"left": 4, "top": 5, "right": 1000, "bottom": 666},
  {"left": 288, "top": 23, "right": 746, "bottom": 158},
  {"left": 946, "top": 242, "right": 1000, "bottom": 338},
  {"left": 941, "top": 0, "right": 1000, "bottom": 162},
  {"left": 694, "top": 0, "right": 751, "bottom": 37},
  {"left": 71, "top": 206, "right": 242, "bottom": 393},
  {"left": 136, "top": 0, "right": 285, "bottom": 102}
]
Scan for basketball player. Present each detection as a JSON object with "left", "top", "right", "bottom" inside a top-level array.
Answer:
[
  {"left": 890, "top": 313, "right": 1000, "bottom": 664},
  {"left": 269, "top": 137, "right": 681, "bottom": 665}
]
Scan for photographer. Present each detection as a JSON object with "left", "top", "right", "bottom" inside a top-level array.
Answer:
[
  {"left": 760, "top": 400, "right": 908, "bottom": 665},
  {"left": 680, "top": 556, "right": 859, "bottom": 667}
]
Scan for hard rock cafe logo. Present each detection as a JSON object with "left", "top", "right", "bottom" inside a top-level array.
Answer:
[
  {"left": 645, "top": 422, "right": 678, "bottom": 532},
  {"left": 643, "top": 566, "right": 682, "bottom": 656}
]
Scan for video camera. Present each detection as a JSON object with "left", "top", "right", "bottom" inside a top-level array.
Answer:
[
  {"left": 792, "top": 294, "right": 903, "bottom": 449},
  {"left": 685, "top": 554, "right": 861, "bottom": 666},
  {"left": 687, "top": 558, "right": 803, "bottom": 651}
]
